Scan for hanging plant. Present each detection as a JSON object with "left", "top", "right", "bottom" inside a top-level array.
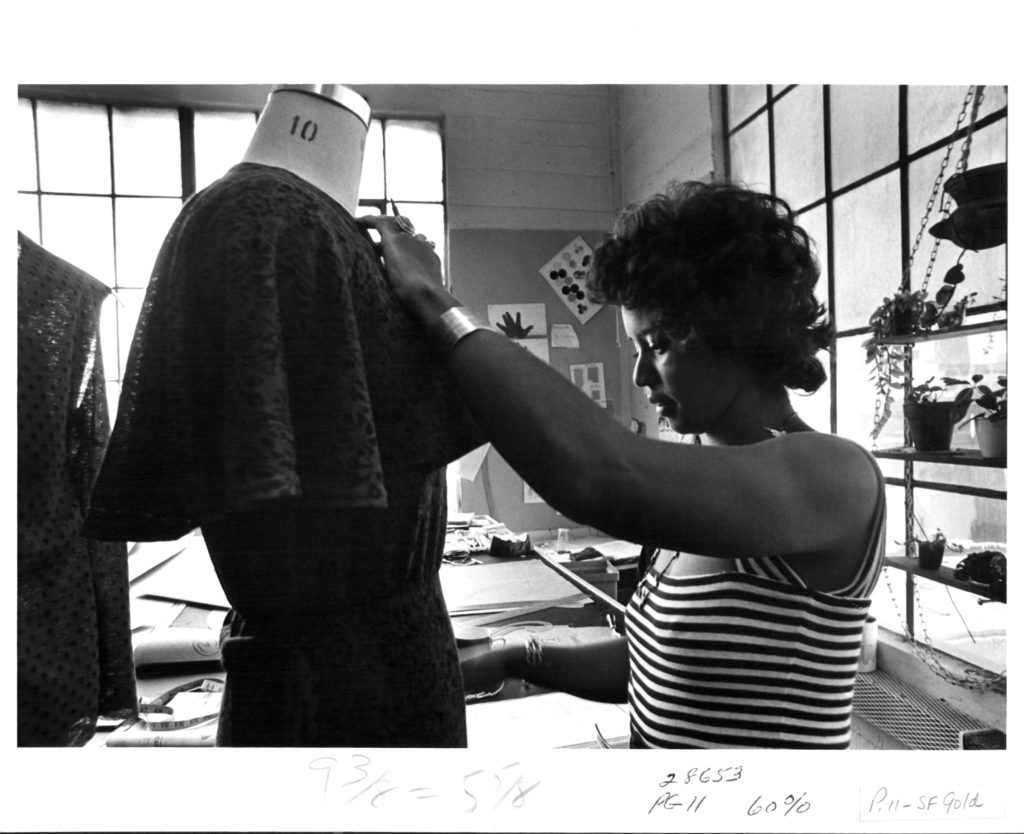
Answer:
[
  {"left": 863, "top": 273, "right": 975, "bottom": 441},
  {"left": 864, "top": 86, "right": 985, "bottom": 442}
]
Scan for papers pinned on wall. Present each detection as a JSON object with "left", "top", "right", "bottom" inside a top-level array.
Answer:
[
  {"left": 550, "top": 323, "right": 579, "bottom": 349},
  {"left": 570, "top": 362, "right": 606, "bottom": 407},
  {"left": 487, "top": 303, "right": 547, "bottom": 338},
  {"left": 538, "top": 236, "right": 600, "bottom": 325},
  {"left": 488, "top": 303, "right": 550, "bottom": 364}
]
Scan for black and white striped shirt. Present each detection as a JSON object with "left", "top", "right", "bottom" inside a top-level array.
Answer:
[{"left": 626, "top": 452, "right": 885, "bottom": 749}]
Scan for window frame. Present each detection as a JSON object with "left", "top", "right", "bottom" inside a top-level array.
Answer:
[
  {"left": 720, "top": 84, "right": 1008, "bottom": 676},
  {"left": 19, "top": 91, "right": 447, "bottom": 416}
]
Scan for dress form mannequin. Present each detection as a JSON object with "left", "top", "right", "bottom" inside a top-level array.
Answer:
[
  {"left": 241, "top": 84, "right": 370, "bottom": 213},
  {"left": 85, "top": 81, "right": 483, "bottom": 747}
]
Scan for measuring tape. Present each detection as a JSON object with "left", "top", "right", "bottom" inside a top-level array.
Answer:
[{"left": 137, "top": 678, "right": 224, "bottom": 731}]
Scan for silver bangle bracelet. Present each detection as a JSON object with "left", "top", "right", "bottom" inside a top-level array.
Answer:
[{"left": 430, "top": 306, "right": 494, "bottom": 354}]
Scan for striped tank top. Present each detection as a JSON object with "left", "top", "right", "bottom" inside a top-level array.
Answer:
[{"left": 625, "top": 448, "right": 886, "bottom": 749}]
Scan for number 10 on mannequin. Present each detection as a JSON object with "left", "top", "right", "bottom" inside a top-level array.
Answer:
[{"left": 241, "top": 84, "right": 371, "bottom": 214}]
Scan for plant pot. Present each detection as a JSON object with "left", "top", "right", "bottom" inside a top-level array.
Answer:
[
  {"left": 928, "top": 162, "right": 1007, "bottom": 250},
  {"left": 976, "top": 417, "right": 1007, "bottom": 459},
  {"left": 904, "top": 401, "right": 969, "bottom": 452},
  {"left": 892, "top": 308, "right": 918, "bottom": 335},
  {"left": 916, "top": 540, "right": 945, "bottom": 570}
]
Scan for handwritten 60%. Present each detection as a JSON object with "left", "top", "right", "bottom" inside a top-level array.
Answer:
[{"left": 747, "top": 792, "right": 811, "bottom": 817}]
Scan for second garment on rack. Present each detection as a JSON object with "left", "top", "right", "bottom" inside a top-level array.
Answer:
[
  {"left": 18, "top": 233, "right": 137, "bottom": 746},
  {"left": 85, "top": 162, "right": 485, "bottom": 746}
]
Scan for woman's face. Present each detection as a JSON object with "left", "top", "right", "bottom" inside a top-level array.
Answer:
[{"left": 621, "top": 307, "right": 742, "bottom": 436}]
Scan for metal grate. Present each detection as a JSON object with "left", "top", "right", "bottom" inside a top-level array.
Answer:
[{"left": 853, "top": 671, "right": 989, "bottom": 750}]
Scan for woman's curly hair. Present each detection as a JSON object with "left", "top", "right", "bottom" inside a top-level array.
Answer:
[{"left": 587, "top": 180, "right": 834, "bottom": 393}]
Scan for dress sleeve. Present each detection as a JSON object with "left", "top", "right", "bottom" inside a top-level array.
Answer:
[{"left": 85, "top": 168, "right": 389, "bottom": 541}]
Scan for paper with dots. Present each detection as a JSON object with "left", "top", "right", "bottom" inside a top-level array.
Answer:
[{"left": 538, "top": 236, "right": 602, "bottom": 325}]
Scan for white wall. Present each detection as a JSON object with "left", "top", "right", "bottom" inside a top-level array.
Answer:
[
  {"left": 353, "top": 84, "right": 619, "bottom": 232},
  {"left": 616, "top": 85, "right": 718, "bottom": 205},
  {"left": 609, "top": 85, "right": 720, "bottom": 436}
]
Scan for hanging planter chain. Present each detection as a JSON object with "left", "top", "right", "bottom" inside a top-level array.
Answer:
[
  {"left": 869, "top": 87, "right": 985, "bottom": 441},
  {"left": 881, "top": 566, "right": 1006, "bottom": 693},
  {"left": 907, "top": 86, "right": 985, "bottom": 296}
]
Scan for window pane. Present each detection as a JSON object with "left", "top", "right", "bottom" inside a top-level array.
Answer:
[
  {"left": 116, "top": 288, "right": 146, "bottom": 379},
  {"left": 18, "top": 99, "right": 38, "bottom": 192},
  {"left": 792, "top": 348, "right": 832, "bottom": 432},
  {"left": 358, "top": 119, "right": 385, "bottom": 201},
  {"left": 832, "top": 170, "right": 902, "bottom": 331},
  {"left": 773, "top": 85, "right": 824, "bottom": 211},
  {"left": 727, "top": 85, "right": 766, "bottom": 127},
  {"left": 40, "top": 194, "right": 115, "bottom": 285},
  {"left": 728, "top": 112, "right": 770, "bottom": 190},
  {"left": 384, "top": 120, "right": 443, "bottom": 201},
  {"left": 112, "top": 107, "right": 182, "bottom": 196},
  {"left": 796, "top": 204, "right": 829, "bottom": 293},
  {"left": 835, "top": 334, "right": 881, "bottom": 448},
  {"left": 114, "top": 197, "right": 183, "bottom": 288},
  {"left": 99, "top": 287, "right": 145, "bottom": 386},
  {"left": 907, "top": 85, "right": 975, "bottom": 153},
  {"left": 793, "top": 205, "right": 832, "bottom": 431},
  {"left": 906, "top": 84, "right": 1006, "bottom": 156},
  {"left": 37, "top": 101, "right": 112, "bottom": 194},
  {"left": 195, "top": 110, "right": 258, "bottom": 191},
  {"left": 830, "top": 85, "right": 898, "bottom": 190},
  {"left": 18, "top": 194, "right": 40, "bottom": 240}
]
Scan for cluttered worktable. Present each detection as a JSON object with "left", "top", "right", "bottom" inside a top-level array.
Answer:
[{"left": 94, "top": 516, "right": 639, "bottom": 748}]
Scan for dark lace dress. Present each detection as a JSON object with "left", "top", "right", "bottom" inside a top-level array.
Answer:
[
  {"left": 85, "top": 163, "right": 483, "bottom": 746},
  {"left": 18, "top": 233, "right": 137, "bottom": 746}
]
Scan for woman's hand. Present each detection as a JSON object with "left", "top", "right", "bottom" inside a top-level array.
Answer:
[{"left": 358, "top": 214, "right": 453, "bottom": 321}]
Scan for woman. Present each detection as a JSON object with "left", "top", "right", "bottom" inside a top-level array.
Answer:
[{"left": 360, "top": 180, "right": 886, "bottom": 749}]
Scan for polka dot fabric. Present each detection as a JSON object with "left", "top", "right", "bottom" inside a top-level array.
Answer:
[{"left": 17, "top": 233, "right": 137, "bottom": 746}]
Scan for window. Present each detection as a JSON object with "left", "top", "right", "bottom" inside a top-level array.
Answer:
[
  {"left": 358, "top": 117, "right": 448, "bottom": 267},
  {"left": 723, "top": 85, "right": 1007, "bottom": 678},
  {"left": 18, "top": 92, "right": 446, "bottom": 425}
]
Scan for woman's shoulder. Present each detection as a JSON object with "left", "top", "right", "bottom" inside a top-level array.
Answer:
[
  {"left": 776, "top": 430, "right": 876, "bottom": 460},
  {"left": 753, "top": 431, "right": 883, "bottom": 514}
]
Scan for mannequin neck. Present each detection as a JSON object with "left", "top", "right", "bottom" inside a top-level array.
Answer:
[{"left": 241, "top": 87, "right": 369, "bottom": 214}]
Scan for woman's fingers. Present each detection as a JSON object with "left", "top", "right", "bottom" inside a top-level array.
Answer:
[
  {"left": 357, "top": 213, "right": 443, "bottom": 297},
  {"left": 357, "top": 213, "right": 402, "bottom": 236}
]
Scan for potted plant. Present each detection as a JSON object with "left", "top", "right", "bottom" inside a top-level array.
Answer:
[
  {"left": 863, "top": 277, "right": 976, "bottom": 441},
  {"left": 907, "top": 513, "right": 966, "bottom": 571},
  {"left": 959, "top": 373, "right": 1007, "bottom": 458},
  {"left": 903, "top": 376, "right": 973, "bottom": 452},
  {"left": 915, "top": 529, "right": 948, "bottom": 570}
]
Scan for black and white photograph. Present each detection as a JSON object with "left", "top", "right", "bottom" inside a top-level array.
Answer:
[{"left": 7, "top": 4, "right": 1019, "bottom": 832}]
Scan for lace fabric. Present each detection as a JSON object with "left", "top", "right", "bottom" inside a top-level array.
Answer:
[
  {"left": 86, "top": 163, "right": 482, "bottom": 541},
  {"left": 17, "top": 233, "right": 137, "bottom": 745},
  {"left": 80, "top": 164, "right": 483, "bottom": 745}
]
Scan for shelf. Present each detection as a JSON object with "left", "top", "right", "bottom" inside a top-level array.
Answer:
[
  {"left": 883, "top": 556, "right": 1005, "bottom": 602},
  {"left": 877, "top": 317, "right": 1006, "bottom": 346},
  {"left": 872, "top": 447, "right": 1006, "bottom": 468}
]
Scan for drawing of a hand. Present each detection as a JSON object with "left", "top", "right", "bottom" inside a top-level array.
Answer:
[{"left": 496, "top": 311, "right": 534, "bottom": 339}]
